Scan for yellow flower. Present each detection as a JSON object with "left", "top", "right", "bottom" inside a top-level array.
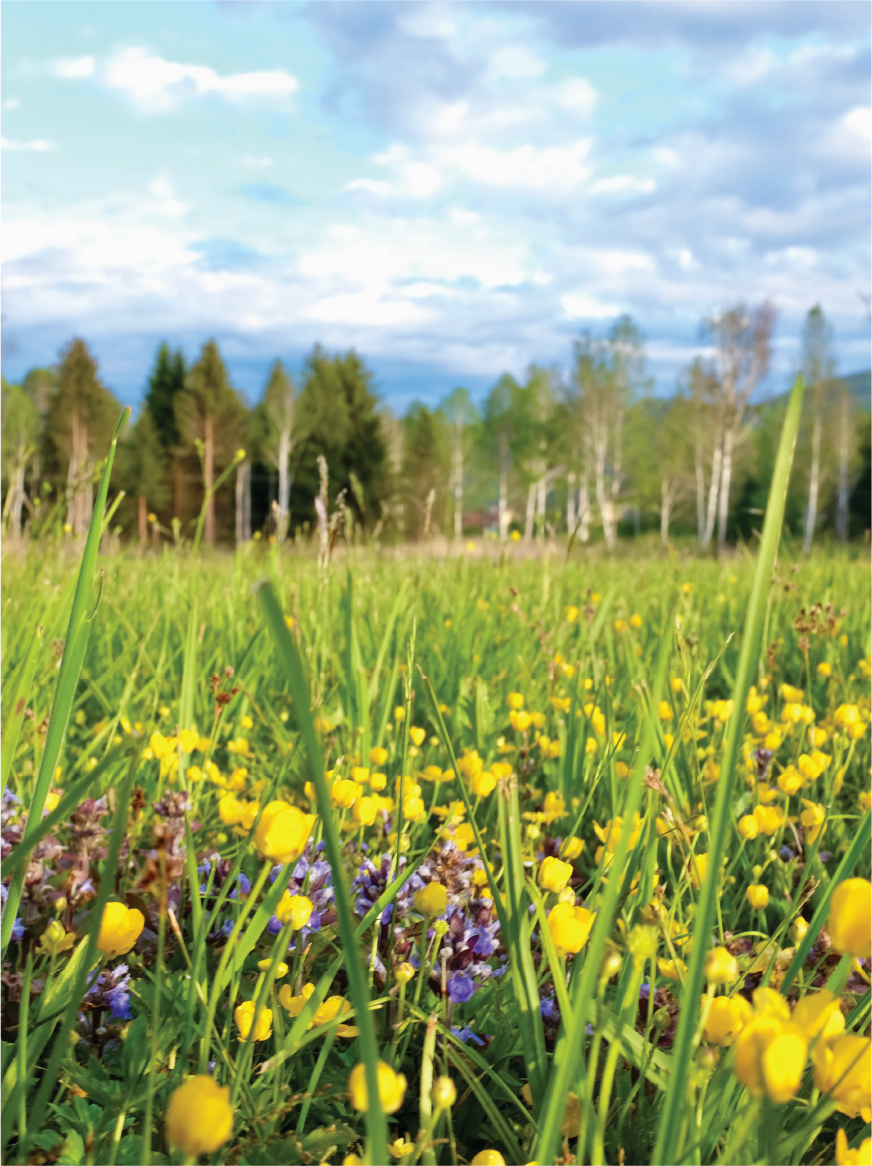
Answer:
[
  {"left": 781, "top": 683, "right": 804, "bottom": 703},
  {"left": 658, "top": 701, "right": 674, "bottom": 722},
  {"left": 96, "top": 902, "right": 145, "bottom": 958},
  {"left": 394, "top": 706, "right": 406, "bottom": 722},
  {"left": 471, "top": 771, "right": 496, "bottom": 797},
  {"left": 705, "top": 946, "right": 739, "bottom": 984},
  {"left": 279, "top": 981, "right": 315, "bottom": 1019},
  {"left": 834, "top": 703, "right": 860, "bottom": 729},
  {"left": 370, "top": 772, "right": 387, "bottom": 791},
  {"left": 547, "top": 902, "right": 595, "bottom": 955},
  {"left": 614, "top": 618, "right": 628, "bottom": 633},
  {"left": 254, "top": 801, "right": 316, "bottom": 864},
  {"left": 276, "top": 893, "right": 314, "bottom": 930},
  {"left": 409, "top": 726, "right": 426, "bottom": 747},
  {"left": 689, "top": 852, "right": 709, "bottom": 890},
  {"left": 848, "top": 720, "right": 868, "bottom": 740},
  {"left": 510, "top": 709, "right": 532, "bottom": 732},
  {"left": 712, "top": 699, "right": 734, "bottom": 722},
  {"left": 350, "top": 766, "right": 369, "bottom": 784},
  {"left": 563, "top": 837, "right": 584, "bottom": 860},
  {"left": 551, "top": 695, "right": 571, "bottom": 713},
  {"left": 331, "top": 779, "right": 359, "bottom": 809},
  {"left": 814, "top": 1034, "right": 872, "bottom": 1120},
  {"left": 403, "top": 795, "right": 426, "bottom": 823},
  {"left": 352, "top": 796, "right": 378, "bottom": 826},
  {"left": 658, "top": 958, "right": 687, "bottom": 981},
  {"left": 746, "top": 686, "right": 764, "bottom": 714},
  {"left": 369, "top": 745, "right": 388, "bottom": 766},
  {"left": 258, "top": 958, "right": 288, "bottom": 978},
  {"left": 348, "top": 1060, "right": 407, "bottom": 1114},
  {"left": 227, "top": 737, "right": 251, "bottom": 756},
  {"left": 793, "top": 989, "right": 845, "bottom": 1042},
  {"left": 432, "top": 1076, "right": 457, "bottom": 1110},
  {"left": 734, "top": 1014, "right": 807, "bottom": 1103},
  {"left": 746, "top": 884, "right": 770, "bottom": 910},
  {"left": 630, "top": 613, "right": 643, "bottom": 628},
  {"left": 835, "top": 1129, "right": 872, "bottom": 1166},
  {"left": 777, "top": 766, "right": 803, "bottom": 796},
  {"left": 149, "top": 731, "right": 172, "bottom": 759},
  {"left": 670, "top": 677, "right": 683, "bottom": 694},
  {"left": 800, "top": 800, "right": 826, "bottom": 845},
  {"left": 543, "top": 791, "right": 566, "bottom": 818},
  {"left": 809, "top": 726, "right": 828, "bottom": 747},
  {"left": 828, "top": 878, "right": 872, "bottom": 959},
  {"left": 471, "top": 1153, "right": 506, "bottom": 1166},
  {"left": 565, "top": 605, "right": 579, "bottom": 622},
  {"left": 506, "top": 692, "right": 524, "bottom": 710},
  {"left": 737, "top": 814, "right": 759, "bottom": 841},
  {"left": 539, "top": 856, "right": 573, "bottom": 894},
  {"left": 235, "top": 1000, "right": 273, "bottom": 1042},
  {"left": 860, "top": 790, "right": 872, "bottom": 813},
  {"left": 179, "top": 727, "right": 200, "bottom": 753},
  {"left": 395, "top": 961, "right": 416, "bottom": 985},
  {"left": 164, "top": 1076, "right": 233, "bottom": 1157},
  {"left": 753, "top": 804, "right": 785, "bottom": 836},
  {"left": 591, "top": 707, "right": 606, "bottom": 736},
  {"left": 703, "top": 994, "right": 753, "bottom": 1046},
  {"left": 415, "top": 883, "right": 448, "bottom": 916},
  {"left": 817, "top": 662, "right": 832, "bottom": 678}
]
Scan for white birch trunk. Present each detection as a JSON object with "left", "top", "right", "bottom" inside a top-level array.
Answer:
[
  {"left": 578, "top": 474, "right": 590, "bottom": 543},
  {"left": 701, "top": 440, "right": 722, "bottom": 551},
  {"left": 277, "top": 427, "right": 291, "bottom": 542},
  {"left": 836, "top": 395, "right": 850, "bottom": 542},
  {"left": 453, "top": 425, "right": 463, "bottom": 540},
  {"left": 717, "top": 423, "right": 734, "bottom": 555},
  {"left": 803, "top": 411, "right": 822, "bottom": 555},
  {"left": 535, "top": 473, "right": 547, "bottom": 540},
  {"left": 523, "top": 481, "right": 536, "bottom": 542},
  {"left": 695, "top": 443, "right": 706, "bottom": 548},
  {"left": 566, "top": 471, "right": 576, "bottom": 534}
]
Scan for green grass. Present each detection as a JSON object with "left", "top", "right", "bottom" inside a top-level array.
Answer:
[{"left": 2, "top": 388, "right": 871, "bottom": 1166}]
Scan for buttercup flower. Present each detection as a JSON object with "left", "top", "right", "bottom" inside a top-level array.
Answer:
[
  {"left": 432, "top": 1076, "right": 456, "bottom": 1109},
  {"left": 827, "top": 878, "right": 871, "bottom": 958},
  {"left": 96, "top": 902, "right": 145, "bottom": 958},
  {"left": 235, "top": 999, "right": 273, "bottom": 1041},
  {"left": 835, "top": 1129, "right": 871, "bottom": 1166},
  {"left": 703, "top": 994, "right": 752, "bottom": 1046},
  {"left": 471, "top": 1153, "right": 506, "bottom": 1166},
  {"left": 254, "top": 801, "right": 316, "bottom": 864},
  {"left": 547, "top": 902, "right": 595, "bottom": 955},
  {"left": 415, "top": 883, "right": 448, "bottom": 916},
  {"left": 734, "top": 1014, "right": 807, "bottom": 1103},
  {"left": 348, "top": 1060, "right": 407, "bottom": 1114},
  {"left": 275, "top": 892, "right": 314, "bottom": 930},
  {"left": 746, "top": 884, "right": 770, "bottom": 910},
  {"left": 814, "top": 1034, "right": 871, "bottom": 1120},
  {"left": 738, "top": 814, "right": 759, "bottom": 841},
  {"left": 164, "top": 1076, "right": 234, "bottom": 1156},
  {"left": 539, "top": 856, "right": 573, "bottom": 894},
  {"left": 792, "top": 989, "right": 845, "bottom": 1042},
  {"left": 705, "top": 947, "right": 739, "bottom": 984}
]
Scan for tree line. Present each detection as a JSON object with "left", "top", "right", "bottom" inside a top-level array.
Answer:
[{"left": 2, "top": 302, "right": 870, "bottom": 551}]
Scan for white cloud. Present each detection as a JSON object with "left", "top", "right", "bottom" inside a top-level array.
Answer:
[
  {"left": 725, "top": 46, "right": 776, "bottom": 86},
  {"left": 305, "top": 288, "right": 425, "bottom": 326},
  {"left": 561, "top": 293, "right": 621, "bottom": 319},
  {"left": 446, "top": 138, "right": 592, "bottom": 190},
  {"left": 144, "top": 177, "right": 189, "bottom": 219},
  {"left": 549, "top": 77, "right": 598, "bottom": 117},
  {"left": 52, "top": 56, "right": 95, "bottom": 79},
  {"left": 592, "top": 175, "right": 656, "bottom": 195},
  {"left": 398, "top": 7, "right": 457, "bottom": 41},
  {"left": 70, "top": 47, "right": 299, "bottom": 113},
  {"left": 487, "top": 46, "right": 546, "bottom": 81},
  {"left": 843, "top": 106, "right": 871, "bottom": 143},
  {"left": 679, "top": 249, "right": 693, "bottom": 268},
  {"left": 405, "top": 162, "right": 442, "bottom": 197},
  {"left": 2, "top": 98, "right": 21, "bottom": 111},
  {"left": 601, "top": 251, "right": 651, "bottom": 273},
  {"left": 346, "top": 178, "right": 391, "bottom": 195},
  {"left": 1, "top": 137, "right": 56, "bottom": 152},
  {"left": 242, "top": 156, "right": 274, "bottom": 169}
]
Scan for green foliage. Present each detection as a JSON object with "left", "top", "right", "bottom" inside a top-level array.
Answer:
[{"left": 144, "top": 342, "right": 186, "bottom": 453}]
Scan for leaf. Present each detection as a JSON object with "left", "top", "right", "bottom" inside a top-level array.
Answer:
[{"left": 57, "top": 1129, "right": 86, "bottom": 1164}]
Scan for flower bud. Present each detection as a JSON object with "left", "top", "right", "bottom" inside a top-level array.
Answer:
[{"left": 432, "top": 1076, "right": 457, "bottom": 1109}]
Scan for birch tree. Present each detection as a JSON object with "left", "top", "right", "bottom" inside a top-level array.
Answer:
[
  {"left": 441, "top": 387, "right": 478, "bottom": 540},
  {"left": 1, "top": 379, "right": 39, "bottom": 536},
  {"left": 259, "top": 359, "right": 299, "bottom": 542},
  {"left": 704, "top": 302, "right": 775, "bottom": 553},
  {"left": 800, "top": 305, "right": 836, "bottom": 554}
]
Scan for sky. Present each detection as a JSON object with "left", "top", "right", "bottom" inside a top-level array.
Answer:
[{"left": 2, "top": 0, "right": 870, "bottom": 412}]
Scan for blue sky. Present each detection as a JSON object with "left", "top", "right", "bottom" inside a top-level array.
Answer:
[{"left": 2, "top": 0, "right": 870, "bottom": 411}]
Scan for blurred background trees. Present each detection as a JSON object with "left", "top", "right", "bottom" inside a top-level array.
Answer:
[{"left": 2, "top": 305, "right": 869, "bottom": 549}]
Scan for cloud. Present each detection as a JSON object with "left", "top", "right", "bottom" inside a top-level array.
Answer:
[
  {"left": 561, "top": 293, "right": 621, "bottom": 319},
  {"left": 592, "top": 175, "right": 656, "bottom": 195},
  {"left": 52, "top": 55, "right": 95, "bottom": 79},
  {"left": 305, "top": 288, "right": 426, "bottom": 326},
  {"left": 446, "top": 138, "right": 593, "bottom": 190},
  {"left": 843, "top": 105, "right": 871, "bottom": 142},
  {"left": 549, "top": 77, "right": 598, "bottom": 116},
  {"left": 241, "top": 155, "right": 274, "bottom": 169},
  {"left": 57, "top": 47, "right": 299, "bottom": 112},
  {"left": 1, "top": 137, "right": 56, "bottom": 152}
]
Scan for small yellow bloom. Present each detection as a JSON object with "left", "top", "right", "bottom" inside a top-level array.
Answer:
[
  {"left": 254, "top": 801, "right": 316, "bottom": 864},
  {"left": 331, "top": 779, "right": 359, "bottom": 809},
  {"left": 712, "top": 699, "right": 734, "bottom": 723},
  {"left": 827, "top": 878, "right": 872, "bottom": 959},
  {"left": 547, "top": 902, "right": 595, "bottom": 955},
  {"left": 471, "top": 1153, "right": 506, "bottom": 1166},
  {"left": 415, "top": 883, "right": 448, "bottom": 916},
  {"left": 800, "top": 800, "right": 826, "bottom": 845},
  {"left": 352, "top": 796, "right": 378, "bottom": 826},
  {"left": 235, "top": 1000, "right": 272, "bottom": 1042},
  {"left": 630, "top": 613, "right": 643, "bottom": 628},
  {"left": 737, "top": 814, "right": 759, "bottom": 841},
  {"left": 96, "top": 902, "right": 145, "bottom": 958},
  {"left": 164, "top": 1076, "right": 233, "bottom": 1157},
  {"left": 705, "top": 947, "right": 739, "bottom": 984},
  {"left": 563, "top": 837, "right": 584, "bottom": 860},
  {"left": 506, "top": 692, "right": 524, "bottom": 710},
  {"left": 658, "top": 701, "right": 674, "bottom": 722},
  {"left": 394, "top": 961, "right": 416, "bottom": 985},
  {"left": 348, "top": 1060, "right": 407, "bottom": 1114},
  {"left": 565, "top": 605, "right": 579, "bottom": 622},
  {"left": 409, "top": 727, "right": 426, "bottom": 747},
  {"left": 257, "top": 959, "right": 288, "bottom": 978},
  {"left": 746, "top": 884, "right": 769, "bottom": 910},
  {"left": 817, "top": 662, "right": 832, "bottom": 678},
  {"left": 814, "top": 1034, "right": 872, "bottom": 1120},
  {"left": 275, "top": 893, "right": 314, "bottom": 930},
  {"left": 670, "top": 677, "right": 683, "bottom": 694},
  {"left": 792, "top": 989, "right": 845, "bottom": 1042},
  {"left": 753, "top": 804, "right": 785, "bottom": 836},
  {"left": 734, "top": 1015, "right": 807, "bottom": 1103},
  {"left": 539, "top": 856, "right": 573, "bottom": 894},
  {"left": 394, "top": 706, "right": 406, "bottom": 722},
  {"left": 657, "top": 957, "right": 687, "bottom": 981},
  {"left": 471, "top": 771, "right": 496, "bottom": 797},
  {"left": 432, "top": 1076, "right": 457, "bottom": 1110},
  {"left": 510, "top": 709, "right": 532, "bottom": 733},
  {"left": 703, "top": 994, "right": 753, "bottom": 1046},
  {"left": 835, "top": 1129, "right": 872, "bottom": 1166},
  {"left": 614, "top": 618, "right": 628, "bottom": 633}
]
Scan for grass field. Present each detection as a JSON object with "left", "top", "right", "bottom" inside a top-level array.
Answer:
[{"left": 2, "top": 395, "right": 871, "bottom": 1165}]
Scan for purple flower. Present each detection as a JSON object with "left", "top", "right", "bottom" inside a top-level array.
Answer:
[
  {"left": 451, "top": 1025, "right": 485, "bottom": 1046},
  {"left": 10, "top": 917, "right": 24, "bottom": 942},
  {"left": 447, "top": 973, "right": 475, "bottom": 1003}
]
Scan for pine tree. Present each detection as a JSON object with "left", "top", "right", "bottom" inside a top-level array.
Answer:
[
  {"left": 402, "top": 403, "right": 449, "bottom": 539},
  {"left": 43, "top": 338, "right": 119, "bottom": 534},
  {"left": 175, "top": 339, "right": 246, "bottom": 545},
  {"left": 145, "top": 342, "right": 186, "bottom": 451},
  {"left": 294, "top": 346, "right": 388, "bottom": 529},
  {"left": 117, "top": 409, "right": 170, "bottom": 542}
]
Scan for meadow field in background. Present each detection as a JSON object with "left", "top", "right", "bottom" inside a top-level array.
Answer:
[{"left": 1, "top": 389, "right": 871, "bottom": 1166}]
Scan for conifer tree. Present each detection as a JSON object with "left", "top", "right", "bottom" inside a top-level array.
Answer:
[
  {"left": 43, "top": 338, "right": 119, "bottom": 534},
  {"left": 175, "top": 339, "right": 246, "bottom": 545},
  {"left": 118, "top": 409, "right": 170, "bottom": 542}
]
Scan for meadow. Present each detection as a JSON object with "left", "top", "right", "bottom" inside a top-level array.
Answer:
[{"left": 1, "top": 384, "right": 870, "bottom": 1166}]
